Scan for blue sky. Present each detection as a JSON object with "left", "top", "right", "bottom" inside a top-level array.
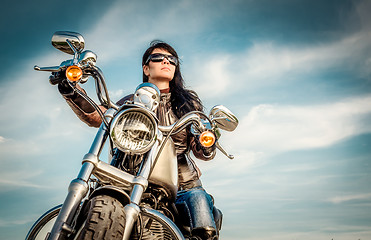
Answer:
[{"left": 1, "top": 0, "right": 371, "bottom": 239}]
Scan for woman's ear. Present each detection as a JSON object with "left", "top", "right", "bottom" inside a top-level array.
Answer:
[{"left": 143, "top": 65, "right": 150, "bottom": 77}]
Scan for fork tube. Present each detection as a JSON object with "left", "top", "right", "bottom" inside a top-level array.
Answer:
[
  {"left": 47, "top": 123, "right": 109, "bottom": 240},
  {"left": 88, "top": 123, "right": 109, "bottom": 156},
  {"left": 121, "top": 142, "right": 159, "bottom": 240}
]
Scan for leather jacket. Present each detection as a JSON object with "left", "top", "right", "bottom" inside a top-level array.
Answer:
[{"left": 63, "top": 87, "right": 215, "bottom": 190}]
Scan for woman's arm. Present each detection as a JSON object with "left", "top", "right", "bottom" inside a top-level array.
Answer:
[
  {"left": 60, "top": 84, "right": 106, "bottom": 128},
  {"left": 60, "top": 84, "right": 133, "bottom": 128}
]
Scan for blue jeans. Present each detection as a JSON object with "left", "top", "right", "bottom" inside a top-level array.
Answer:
[{"left": 175, "top": 186, "right": 216, "bottom": 230}]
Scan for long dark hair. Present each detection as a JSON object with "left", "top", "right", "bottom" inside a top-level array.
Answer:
[{"left": 142, "top": 40, "right": 204, "bottom": 118}]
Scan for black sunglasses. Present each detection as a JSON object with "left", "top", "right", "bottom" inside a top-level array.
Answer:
[{"left": 145, "top": 53, "right": 179, "bottom": 66}]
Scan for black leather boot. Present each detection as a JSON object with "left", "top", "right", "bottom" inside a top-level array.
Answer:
[{"left": 191, "top": 226, "right": 218, "bottom": 240}]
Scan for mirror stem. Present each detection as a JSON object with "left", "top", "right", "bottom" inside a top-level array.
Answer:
[{"left": 66, "top": 39, "right": 79, "bottom": 64}]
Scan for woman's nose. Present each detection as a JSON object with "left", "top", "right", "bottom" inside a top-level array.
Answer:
[{"left": 162, "top": 57, "right": 170, "bottom": 64}]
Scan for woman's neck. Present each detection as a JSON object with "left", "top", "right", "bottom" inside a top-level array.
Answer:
[
  {"left": 148, "top": 78, "right": 170, "bottom": 90},
  {"left": 160, "top": 87, "right": 170, "bottom": 93}
]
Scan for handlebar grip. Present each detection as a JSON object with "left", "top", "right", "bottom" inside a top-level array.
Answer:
[{"left": 49, "top": 72, "right": 65, "bottom": 85}]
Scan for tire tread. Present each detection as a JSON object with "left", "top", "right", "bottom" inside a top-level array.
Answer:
[{"left": 77, "top": 195, "right": 125, "bottom": 240}]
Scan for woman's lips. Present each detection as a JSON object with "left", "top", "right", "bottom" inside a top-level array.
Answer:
[{"left": 161, "top": 67, "right": 170, "bottom": 71}]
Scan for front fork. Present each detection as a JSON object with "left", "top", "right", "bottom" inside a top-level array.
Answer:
[
  {"left": 47, "top": 108, "right": 157, "bottom": 240},
  {"left": 121, "top": 140, "right": 159, "bottom": 240},
  {"left": 47, "top": 119, "right": 109, "bottom": 240},
  {"left": 47, "top": 164, "right": 92, "bottom": 240}
]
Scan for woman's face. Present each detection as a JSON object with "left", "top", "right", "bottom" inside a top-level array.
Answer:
[{"left": 143, "top": 48, "right": 176, "bottom": 89}]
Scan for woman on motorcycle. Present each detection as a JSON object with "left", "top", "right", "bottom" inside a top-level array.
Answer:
[{"left": 59, "top": 40, "right": 219, "bottom": 240}]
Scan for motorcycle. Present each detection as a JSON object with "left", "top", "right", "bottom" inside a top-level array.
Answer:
[{"left": 26, "top": 31, "right": 238, "bottom": 240}]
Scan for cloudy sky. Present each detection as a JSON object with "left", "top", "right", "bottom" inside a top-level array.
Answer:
[{"left": 1, "top": 0, "right": 371, "bottom": 239}]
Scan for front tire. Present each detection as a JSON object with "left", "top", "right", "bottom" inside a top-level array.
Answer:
[{"left": 77, "top": 195, "right": 125, "bottom": 240}]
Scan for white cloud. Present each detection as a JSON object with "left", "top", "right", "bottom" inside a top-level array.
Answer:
[
  {"left": 189, "top": 55, "right": 233, "bottom": 96},
  {"left": 83, "top": 0, "right": 212, "bottom": 64},
  {"left": 191, "top": 30, "right": 371, "bottom": 99},
  {"left": 0, "top": 217, "right": 36, "bottom": 227},
  {"left": 0, "top": 178, "right": 47, "bottom": 190},
  {"left": 0, "top": 169, "right": 48, "bottom": 191},
  {"left": 225, "top": 95, "right": 371, "bottom": 153},
  {"left": 108, "top": 89, "right": 125, "bottom": 100},
  {"left": 327, "top": 193, "right": 371, "bottom": 204}
]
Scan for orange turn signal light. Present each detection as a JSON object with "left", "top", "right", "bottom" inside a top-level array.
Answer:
[
  {"left": 66, "top": 65, "right": 83, "bottom": 82},
  {"left": 199, "top": 131, "right": 216, "bottom": 148}
]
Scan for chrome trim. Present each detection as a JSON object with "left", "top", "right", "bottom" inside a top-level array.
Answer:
[
  {"left": 82, "top": 152, "right": 148, "bottom": 192},
  {"left": 78, "top": 50, "right": 97, "bottom": 67},
  {"left": 133, "top": 82, "right": 160, "bottom": 111},
  {"left": 209, "top": 105, "right": 239, "bottom": 132},
  {"left": 88, "top": 123, "right": 109, "bottom": 156},
  {"left": 47, "top": 178, "right": 89, "bottom": 240},
  {"left": 77, "top": 161, "right": 95, "bottom": 181},
  {"left": 216, "top": 141, "right": 234, "bottom": 159},
  {"left": 158, "top": 112, "right": 205, "bottom": 135},
  {"left": 141, "top": 207, "right": 185, "bottom": 240},
  {"left": 93, "top": 158, "right": 147, "bottom": 190},
  {"left": 33, "top": 65, "right": 60, "bottom": 72},
  {"left": 122, "top": 203, "right": 141, "bottom": 240},
  {"left": 51, "top": 31, "right": 85, "bottom": 55},
  {"left": 91, "top": 65, "right": 119, "bottom": 110},
  {"left": 34, "top": 60, "right": 74, "bottom": 73}
]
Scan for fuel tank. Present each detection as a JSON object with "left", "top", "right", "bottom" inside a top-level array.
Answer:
[{"left": 148, "top": 138, "right": 178, "bottom": 198}]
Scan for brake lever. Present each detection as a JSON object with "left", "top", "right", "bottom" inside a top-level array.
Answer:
[
  {"left": 215, "top": 141, "right": 234, "bottom": 160},
  {"left": 34, "top": 65, "right": 61, "bottom": 72}
]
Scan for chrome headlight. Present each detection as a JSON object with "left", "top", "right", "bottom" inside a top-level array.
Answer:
[{"left": 110, "top": 108, "right": 157, "bottom": 153}]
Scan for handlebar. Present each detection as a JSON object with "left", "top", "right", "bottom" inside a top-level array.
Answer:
[
  {"left": 90, "top": 65, "right": 119, "bottom": 110},
  {"left": 158, "top": 111, "right": 207, "bottom": 135},
  {"left": 158, "top": 111, "right": 234, "bottom": 159},
  {"left": 34, "top": 65, "right": 60, "bottom": 72}
]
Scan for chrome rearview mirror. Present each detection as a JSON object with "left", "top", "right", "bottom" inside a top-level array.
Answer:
[
  {"left": 209, "top": 105, "right": 238, "bottom": 131},
  {"left": 51, "top": 31, "right": 85, "bottom": 55}
]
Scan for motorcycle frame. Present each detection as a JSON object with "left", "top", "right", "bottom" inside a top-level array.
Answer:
[{"left": 46, "top": 107, "right": 206, "bottom": 240}]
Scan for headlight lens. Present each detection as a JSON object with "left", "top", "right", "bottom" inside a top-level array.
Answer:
[{"left": 110, "top": 109, "right": 157, "bottom": 153}]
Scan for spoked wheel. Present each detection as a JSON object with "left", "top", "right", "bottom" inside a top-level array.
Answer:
[
  {"left": 25, "top": 204, "right": 87, "bottom": 240},
  {"left": 25, "top": 205, "right": 62, "bottom": 240}
]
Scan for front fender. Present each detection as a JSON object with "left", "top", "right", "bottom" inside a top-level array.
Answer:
[{"left": 89, "top": 185, "right": 131, "bottom": 206}]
